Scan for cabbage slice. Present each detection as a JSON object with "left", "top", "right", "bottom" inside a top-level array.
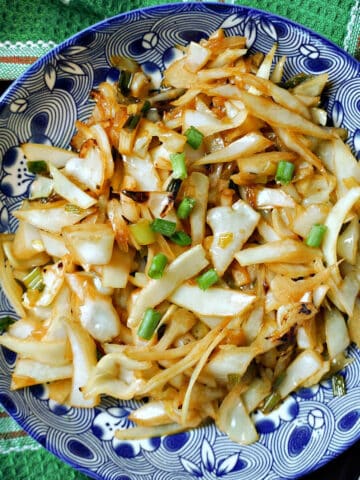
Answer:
[
  {"left": 128, "top": 244, "right": 209, "bottom": 327},
  {"left": 207, "top": 199, "right": 260, "bottom": 275},
  {"left": 170, "top": 284, "right": 255, "bottom": 317}
]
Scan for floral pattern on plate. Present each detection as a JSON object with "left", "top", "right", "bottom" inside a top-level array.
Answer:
[{"left": 0, "top": 3, "right": 359, "bottom": 479}]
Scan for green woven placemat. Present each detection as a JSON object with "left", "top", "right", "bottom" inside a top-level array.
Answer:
[
  {"left": 0, "top": 0, "right": 359, "bottom": 79},
  {"left": 0, "top": 404, "right": 88, "bottom": 479},
  {"left": 0, "top": 1, "right": 359, "bottom": 479}
]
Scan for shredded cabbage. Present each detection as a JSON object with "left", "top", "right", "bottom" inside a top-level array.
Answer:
[{"left": 0, "top": 28, "right": 358, "bottom": 445}]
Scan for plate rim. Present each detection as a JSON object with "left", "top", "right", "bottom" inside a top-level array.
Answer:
[
  {"left": 0, "top": 1, "right": 359, "bottom": 104},
  {"left": 0, "top": 2, "right": 360, "bottom": 480}
]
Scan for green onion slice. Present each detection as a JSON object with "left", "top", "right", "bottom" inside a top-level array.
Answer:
[
  {"left": 141, "top": 100, "right": 151, "bottom": 115},
  {"left": 273, "top": 371, "right": 286, "bottom": 389},
  {"left": 65, "top": 204, "right": 85, "bottom": 215},
  {"left": 332, "top": 373, "right": 346, "bottom": 397},
  {"left": 262, "top": 391, "right": 281, "bottom": 414},
  {"left": 170, "top": 152, "right": 187, "bottom": 180},
  {"left": 170, "top": 231, "right": 192, "bottom": 246},
  {"left": 196, "top": 268, "right": 219, "bottom": 290},
  {"left": 118, "top": 69, "right": 133, "bottom": 96},
  {"left": 185, "top": 126, "right": 204, "bottom": 150},
  {"left": 124, "top": 114, "right": 141, "bottom": 130},
  {"left": 26, "top": 160, "right": 49, "bottom": 175},
  {"left": 148, "top": 253, "right": 168, "bottom": 279},
  {"left": 23, "top": 267, "right": 45, "bottom": 291},
  {"left": 0, "top": 316, "right": 16, "bottom": 334},
  {"left": 137, "top": 308, "right": 162, "bottom": 340},
  {"left": 177, "top": 197, "right": 196, "bottom": 219},
  {"left": 275, "top": 160, "right": 295, "bottom": 184},
  {"left": 227, "top": 373, "right": 242, "bottom": 387},
  {"left": 150, "top": 218, "right": 177, "bottom": 237},
  {"left": 282, "top": 72, "right": 312, "bottom": 89},
  {"left": 129, "top": 219, "right": 156, "bottom": 245},
  {"left": 305, "top": 224, "right": 327, "bottom": 248}
]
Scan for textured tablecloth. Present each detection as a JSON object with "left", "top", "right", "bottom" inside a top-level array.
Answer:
[
  {"left": 0, "top": 0, "right": 359, "bottom": 79},
  {"left": 0, "top": 1, "right": 359, "bottom": 479}
]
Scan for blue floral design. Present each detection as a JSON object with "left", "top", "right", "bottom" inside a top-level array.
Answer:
[
  {"left": 0, "top": 3, "right": 359, "bottom": 480},
  {"left": 253, "top": 395, "right": 299, "bottom": 434},
  {"left": 0, "top": 147, "right": 33, "bottom": 197},
  {"left": 92, "top": 406, "right": 160, "bottom": 458},
  {"left": 180, "top": 439, "right": 246, "bottom": 478}
]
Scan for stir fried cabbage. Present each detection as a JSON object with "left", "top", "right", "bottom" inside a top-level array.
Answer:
[{"left": 1, "top": 28, "right": 359, "bottom": 445}]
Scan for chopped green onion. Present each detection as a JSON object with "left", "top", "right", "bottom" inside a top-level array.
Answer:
[
  {"left": 150, "top": 218, "right": 177, "bottom": 237},
  {"left": 305, "top": 224, "right": 327, "bottom": 248},
  {"left": 141, "top": 100, "right": 151, "bottom": 115},
  {"left": 124, "top": 114, "right": 141, "bottom": 130},
  {"left": 148, "top": 253, "right": 168, "bottom": 279},
  {"left": 118, "top": 69, "right": 133, "bottom": 96},
  {"left": 65, "top": 203, "right": 85, "bottom": 215},
  {"left": 273, "top": 371, "right": 286, "bottom": 389},
  {"left": 282, "top": 72, "right": 312, "bottom": 89},
  {"left": 227, "top": 373, "right": 242, "bottom": 387},
  {"left": 111, "top": 55, "right": 139, "bottom": 73},
  {"left": 196, "top": 268, "right": 219, "bottom": 290},
  {"left": 26, "top": 160, "right": 49, "bottom": 175},
  {"left": 129, "top": 219, "right": 156, "bottom": 245},
  {"left": 262, "top": 391, "right": 281, "bottom": 414},
  {"left": 332, "top": 373, "right": 346, "bottom": 397},
  {"left": 137, "top": 308, "right": 162, "bottom": 340},
  {"left": 185, "top": 126, "right": 204, "bottom": 150},
  {"left": 177, "top": 197, "right": 196, "bottom": 219},
  {"left": 170, "top": 152, "right": 187, "bottom": 180},
  {"left": 275, "top": 160, "right": 295, "bottom": 184},
  {"left": 23, "top": 267, "right": 45, "bottom": 291},
  {"left": 170, "top": 230, "right": 192, "bottom": 246},
  {"left": 0, "top": 316, "right": 16, "bottom": 334}
]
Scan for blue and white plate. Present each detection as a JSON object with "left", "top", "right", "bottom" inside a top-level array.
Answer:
[{"left": 0, "top": 3, "right": 359, "bottom": 479}]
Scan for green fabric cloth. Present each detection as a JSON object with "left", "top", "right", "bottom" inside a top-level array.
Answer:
[
  {"left": 0, "top": 0, "right": 359, "bottom": 79},
  {"left": 0, "top": 1, "right": 359, "bottom": 479}
]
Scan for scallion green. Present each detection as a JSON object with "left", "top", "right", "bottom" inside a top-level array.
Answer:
[
  {"left": 170, "top": 152, "right": 187, "bottom": 180},
  {"left": 275, "top": 160, "right": 295, "bottom": 184},
  {"left": 227, "top": 373, "right": 242, "bottom": 387},
  {"left": 148, "top": 253, "right": 168, "bottom": 279},
  {"left": 150, "top": 218, "right": 177, "bottom": 237},
  {"left": 23, "top": 267, "right": 45, "bottom": 291},
  {"left": 282, "top": 73, "right": 312, "bottom": 89},
  {"left": 118, "top": 69, "right": 133, "bottom": 96},
  {"left": 332, "top": 373, "right": 346, "bottom": 397},
  {"left": 65, "top": 204, "right": 85, "bottom": 215},
  {"left": 170, "top": 230, "right": 192, "bottom": 246},
  {"left": 185, "top": 126, "right": 204, "bottom": 150},
  {"left": 196, "top": 268, "right": 219, "bottom": 290},
  {"left": 305, "top": 224, "right": 327, "bottom": 248},
  {"left": 137, "top": 308, "right": 162, "bottom": 340},
  {"left": 124, "top": 114, "right": 141, "bottom": 130},
  {"left": 141, "top": 100, "right": 151, "bottom": 115},
  {"left": 262, "top": 391, "right": 281, "bottom": 414},
  {"left": 129, "top": 219, "right": 156, "bottom": 245},
  {"left": 177, "top": 197, "right": 196, "bottom": 219},
  {"left": 26, "top": 160, "right": 49, "bottom": 175}
]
